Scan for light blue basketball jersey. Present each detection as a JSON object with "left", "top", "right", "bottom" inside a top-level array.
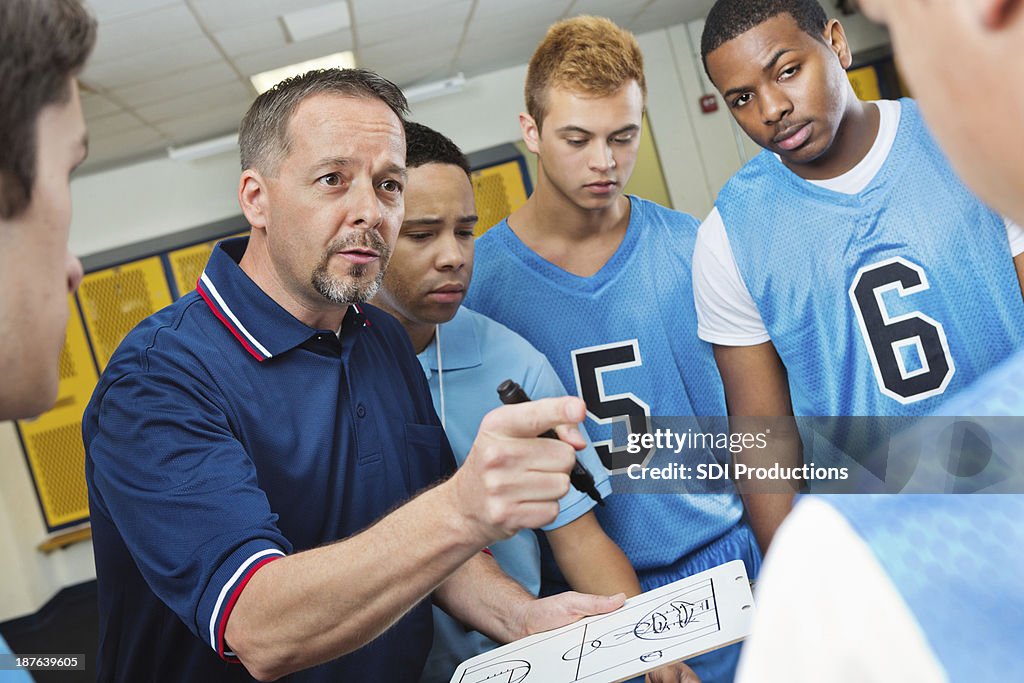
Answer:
[
  {"left": 821, "top": 494, "right": 1024, "bottom": 682},
  {"left": 717, "top": 99, "right": 1024, "bottom": 417},
  {"left": 465, "top": 196, "right": 746, "bottom": 575}
]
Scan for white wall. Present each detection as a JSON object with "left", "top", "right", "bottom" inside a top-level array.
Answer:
[{"left": 0, "top": 13, "right": 890, "bottom": 623}]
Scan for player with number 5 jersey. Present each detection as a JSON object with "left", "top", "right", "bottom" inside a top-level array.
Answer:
[{"left": 465, "top": 17, "right": 759, "bottom": 683}]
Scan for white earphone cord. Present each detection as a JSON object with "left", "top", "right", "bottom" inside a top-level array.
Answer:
[{"left": 435, "top": 323, "right": 445, "bottom": 430}]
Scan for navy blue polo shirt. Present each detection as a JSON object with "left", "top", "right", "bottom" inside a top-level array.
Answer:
[{"left": 84, "top": 237, "right": 455, "bottom": 681}]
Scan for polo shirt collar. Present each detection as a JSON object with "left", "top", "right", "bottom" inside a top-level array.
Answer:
[
  {"left": 196, "top": 237, "right": 365, "bottom": 361},
  {"left": 419, "top": 306, "right": 482, "bottom": 377}
]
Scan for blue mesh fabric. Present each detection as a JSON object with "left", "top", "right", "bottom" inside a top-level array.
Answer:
[
  {"left": 717, "top": 99, "right": 1024, "bottom": 417},
  {"left": 823, "top": 494, "right": 1024, "bottom": 683},
  {"left": 466, "top": 197, "right": 746, "bottom": 572}
]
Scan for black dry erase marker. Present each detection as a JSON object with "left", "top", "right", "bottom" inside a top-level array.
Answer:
[{"left": 496, "top": 379, "right": 604, "bottom": 507}]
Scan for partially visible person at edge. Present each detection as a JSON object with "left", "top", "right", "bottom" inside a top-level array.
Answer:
[
  {"left": 713, "top": 1, "right": 1024, "bottom": 682},
  {"left": 0, "top": 0, "right": 94, "bottom": 673}
]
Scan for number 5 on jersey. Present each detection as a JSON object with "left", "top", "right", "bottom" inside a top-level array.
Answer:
[
  {"left": 571, "top": 340, "right": 653, "bottom": 472},
  {"left": 849, "top": 256, "right": 955, "bottom": 404}
]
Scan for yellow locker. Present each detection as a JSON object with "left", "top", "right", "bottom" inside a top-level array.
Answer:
[
  {"left": 77, "top": 257, "right": 174, "bottom": 370},
  {"left": 16, "top": 296, "right": 98, "bottom": 529},
  {"left": 167, "top": 231, "right": 248, "bottom": 298}
]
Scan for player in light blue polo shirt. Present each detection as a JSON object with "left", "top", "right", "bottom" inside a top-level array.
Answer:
[{"left": 373, "top": 122, "right": 696, "bottom": 683}]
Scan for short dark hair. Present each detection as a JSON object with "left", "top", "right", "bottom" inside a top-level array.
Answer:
[
  {"left": 404, "top": 121, "right": 470, "bottom": 176},
  {"left": 700, "top": 0, "right": 828, "bottom": 81},
  {"left": 0, "top": 0, "right": 96, "bottom": 219},
  {"left": 239, "top": 68, "right": 409, "bottom": 175}
]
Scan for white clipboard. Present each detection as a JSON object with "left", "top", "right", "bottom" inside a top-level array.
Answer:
[{"left": 450, "top": 559, "right": 755, "bottom": 683}]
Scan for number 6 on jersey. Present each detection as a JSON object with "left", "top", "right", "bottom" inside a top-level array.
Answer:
[{"left": 849, "top": 256, "right": 955, "bottom": 404}]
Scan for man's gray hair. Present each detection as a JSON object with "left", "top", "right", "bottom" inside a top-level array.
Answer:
[{"left": 239, "top": 68, "right": 409, "bottom": 175}]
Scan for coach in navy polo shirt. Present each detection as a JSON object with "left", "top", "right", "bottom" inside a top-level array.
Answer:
[{"left": 83, "top": 68, "right": 623, "bottom": 682}]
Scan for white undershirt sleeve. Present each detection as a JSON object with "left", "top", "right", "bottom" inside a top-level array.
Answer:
[
  {"left": 1005, "top": 217, "right": 1024, "bottom": 257},
  {"left": 692, "top": 207, "right": 772, "bottom": 346}
]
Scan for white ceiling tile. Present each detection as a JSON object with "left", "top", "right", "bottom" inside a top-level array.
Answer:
[
  {"left": 565, "top": 0, "right": 651, "bottom": 25},
  {"left": 190, "top": 0, "right": 335, "bottom": 32},
  {"left": 456, "top": 37, "right": 533, "bottom": 76},
  {"left": 471, "top": 0, "right": 570, "bottom": 27},
  {"left": 214, "top": 19, "right": 290, "bottom": 57},
  {"left": 458, "top": 52, "right": 528, "bottom": 80},
  {"left": 632, "top": 0, "right": 714, "bottom": 28},
  {"left": 372, "top": 56, "right": 456, "bottom": 89},
  {"left": 88, "top": 4, "right": 204, "bottom": 63},
  {"left": 82, "top": 127, "right": 168, "bottom": 168},
  {"left": 82, "top": 36, "right": 223, "bottom": 90},
  {"left": 86, "top": 111, "right": 148, "bottom": 137},
  {"left": 156, "top": 102, "right": 252, "bottom": 142},
  {"left": 134, "top": 81, "right": 254, "bottom": 124},
  {"left": 465, "top": 14, "right": 560, "bottom": 42},
  {"left": 350, "top": 0, "right": 461, "bottom": 25},
  {"left": 358, "top": 34, "right": 460, "bottom": 70},
  {"left": 358, "top": 1, "right": 470, "bottom": 47},
  {"left": 112, "top": 62, "right": 240, "bottom": 108},
  {"left": 627, "top": 13, "right": 692, "bottom": 36},
  {"left": 80, "top": 93, "right": 122, "bottom": 118},
  {"left": 456, "top": 26, "right": 548, "bottom": 70},
  {"left": 85, "top": 0, "right": 178, "bottom": 22},
  {"left": 644, "top": 0, "right": 715, "bottom": 21},
  {"left": 232, "top": 31, "right": 355, "bottom": 76},
  {"left": 282, "top": 1, "right": 351, "bottom": 42}
]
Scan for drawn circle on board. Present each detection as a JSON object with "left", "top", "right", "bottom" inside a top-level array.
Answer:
[
  {"left": 460, "top": 659, "right": 530, "bottom": 683},
  {"left": 562, "top": 639, "right": 603, "bottom": 661},
  {"left": 640, "top": 651, "right": 663, "bottom": 663}
]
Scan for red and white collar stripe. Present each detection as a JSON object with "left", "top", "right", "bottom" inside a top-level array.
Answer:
[{"left": 197, "top": 272, "right": 273, "bottom": 361}]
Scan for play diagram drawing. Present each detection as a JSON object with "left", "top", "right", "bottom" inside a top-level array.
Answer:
[{"left": 452, "top": 560, "right": 754, "bottom": 683}]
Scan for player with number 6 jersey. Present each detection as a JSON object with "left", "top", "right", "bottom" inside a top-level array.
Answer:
[
  {"left": 696, "top": 97, "right": 1024, "bottom": 417},
  {"left": 694, "top": 0, "right": 1024, "bottom": 552},
  {"left": 696, "top": 1, "right": 1024, "bottom": 419}
]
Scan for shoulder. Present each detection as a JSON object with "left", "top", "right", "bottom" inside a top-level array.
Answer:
[
  {"left": 359, "top": 304, "right": 421, "bottom": 360},
  {"left": 103, "top": 293, "right": 212, "bottom": 376},
  {"left": 694, "top": 207, "right": 733, "bottom": 261},
  {"left": 458, "top": 307, "right": 545, "bottom": 361},
  {"left": 720, "top": 149, "right": 778, "bottom": 194},
  {"left": 630, "top": 196, "right": 700, "bottom": 233},
  {"left": 473, "top": 219, "right": 511, "bottom": 252}
]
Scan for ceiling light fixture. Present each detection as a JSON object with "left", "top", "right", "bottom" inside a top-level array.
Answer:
[
  {"left": 403, "top": 73, "right": 466, "bottom": 104},
  {"left": 249, "top": 50, "right": 357, "bottom": 94},
  {"left": 167, "top": 133, "right": 239, "bottom": 162}
]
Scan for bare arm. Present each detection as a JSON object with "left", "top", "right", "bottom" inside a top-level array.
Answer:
[
  {"left": 226, "top": 397, "right": 588, "bottom": 681},
  {"left": 713, "top": 342, "right": 801, "bottom": 554},
  {"left": 546, "top": 511, "right": 641, "bottom": 596},
  {"left": 433, "top": 550, "right": 625, "bottom": 644}
]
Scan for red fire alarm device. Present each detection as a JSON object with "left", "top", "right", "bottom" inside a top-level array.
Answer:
[{"left": 700, "top": 94, "right": 718, "bottom": 113}]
